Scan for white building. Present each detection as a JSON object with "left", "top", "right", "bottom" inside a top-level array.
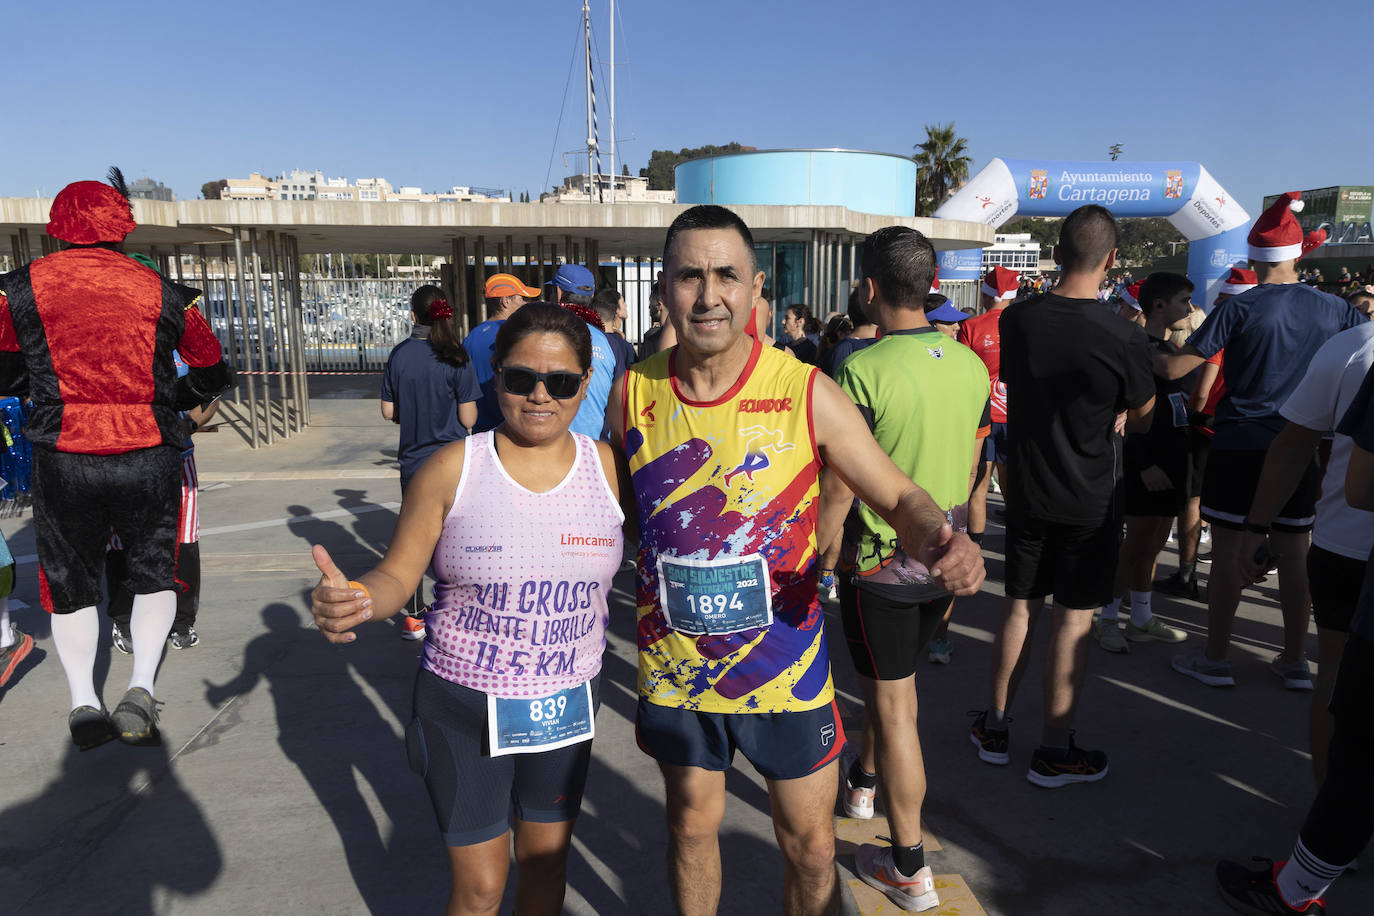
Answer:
[
  {"left": 982, "top": 233, "right": 1041, "bottom": 273},
  {"left": 221, "top": 172, "right": 277, "bottom": 201},
  {"left": 353, "top": 178, "right": 392, "bottom": 202},
  {"left": 316, "top": 177, "right": 354, "bottom": 201},
  {"left": 277, "top": 168, "right": 322, "bottom": 201},
  {"left": 541, "top": 173, "right": 675, "bottom": 204}
]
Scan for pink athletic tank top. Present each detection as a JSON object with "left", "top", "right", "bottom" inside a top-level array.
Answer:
[{"left": 423, "top": 430, "right": 624, "bottom": 697}]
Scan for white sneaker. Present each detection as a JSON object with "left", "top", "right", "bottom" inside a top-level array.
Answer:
[
  {"left": 854, "top": 844, "right": 939, "bottom": 912},
  {"left": 840, "top": 751, "right": 876, "bottom": 819}
]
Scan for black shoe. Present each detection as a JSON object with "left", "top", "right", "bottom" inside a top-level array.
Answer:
[
  {"left": 967, "top": 710, "right": 1010, "bottom": 765},
  {"left": 1026, "top": 735, "right": 1108, "bottom": 788},
  {"left": 110, "top": 687, "right": 162, "bottom": 746},
  {"left": 68, "top": 705, "right": 115, "bottom": 751},
  {"left": 169, "top": 626, "right": 199, "bottom": 649},
  {"left": 1154, "top": 571, "right": 1205, "bottom": 602},
  {"left": 1216, "top": 858, "right": 1326, "bottom": 915}
]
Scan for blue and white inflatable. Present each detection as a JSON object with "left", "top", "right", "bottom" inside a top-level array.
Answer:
[{"left": 934, "top": 158, "right": 1251, "bottom": 307}]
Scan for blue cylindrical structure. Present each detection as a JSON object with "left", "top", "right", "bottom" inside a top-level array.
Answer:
[{"left": 675, "top": 149, "right": 917, "bottom": 217}]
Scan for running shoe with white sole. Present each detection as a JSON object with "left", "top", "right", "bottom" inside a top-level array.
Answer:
[
  {"left": 968, "top": 710, "right": 1009, "bottom": 765},
  {"left": 1216, "top": 858, "right": 1326, "bottom": 915},
  {"left": 1026, "top": 737, "right": 1108, "bottom": 788},
  {"left": 169, "top": 626, "right": 200, "bottom": 650},
  {"left": 1173, "top": 649, "right": 1235, "bottom": 687},
  {"left": 1126, "top": 616, "right": 1187, "bottom": 643},
  {"left": 1269, "top": 653, "right": 1314, "bottom": 691},
  {"left": 841, "top": 763, "right": 876, "bottom": 819},
  {"left": 112, "top": 622, "right": 132, "bottom": 655},
  {"left": 854, "top": 843, "right": 939, "bottom": 912},
  {"left": 399, "top": 611, "right": 426, "bottom": 641}
]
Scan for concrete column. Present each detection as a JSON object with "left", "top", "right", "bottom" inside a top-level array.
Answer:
[
  {"left": 248, "top": 229, "right": 275, "bottom": 445},
  {"left": 231, "top": 231, "right": 260, "bottom": 448},
  {"left": 810, "top": 231, "right": 819, "bottom": 310},
  {"left": 474, "top": 235, "right": 486, "bottom": 289},
  {"left": 506, "top": 235, "right": 515, "bottom": 273},
  {"left": 536, "top": 235, "right": 546, "bottom": 285}
]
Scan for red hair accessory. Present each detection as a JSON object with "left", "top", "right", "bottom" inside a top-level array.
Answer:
[
  {"left": 428, "top": 298, "right": 453, "bottom": 321},
  {"left": 560, "top": 300, "right": 605, "bottom": 331},
  {"left": 47, "top": 180, "right": 137, "bottom": 244}
]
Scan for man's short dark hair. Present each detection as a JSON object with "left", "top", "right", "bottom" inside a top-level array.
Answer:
[
  {"left": 561, "top": 290, "right": 592, "bottom": 308},
  {"left": 663, "top": 204, "right": 757, "bottom": 271},
  {"left": 590, "top": 287, "right": 621, "bottom": 325},
  {"left": 484, "top": 296, "right": 504, "bottom": 318},
  {"left": 861, "top": 226, "right": 936, "bottom": 310},
  {"left": 1057, "top": 205, "right": 1119, "bottom": 273},
  {"left": 924, "top": 293, "right": 949, "bottom": 311},
  {"left": 1138, "top": 272, "right": 1193, "bottom": 314}
]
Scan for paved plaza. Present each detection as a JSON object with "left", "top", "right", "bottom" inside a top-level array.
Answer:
[{"left": 0, "top": 386, "right": 1366, "bottom": 914}]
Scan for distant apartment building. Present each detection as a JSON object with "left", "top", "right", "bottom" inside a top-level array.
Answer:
[
  {"left": 316, "top": 176, "right": 354, "bottom": 201},
  {"left": 353, "top": 178, "right": 392, "bottom": 202},
  {"left": 436, "top": 186, "right": 512, "bottom": 203},
  {"left": 277, "top": 168, "right": 322, "bottom": 201},
  {"left": 129, "top": 177, "right": 174, "bottom": 201},
  {"left": 221, "top": 173, "right": 277, "bottom": 201},
  {"left": 541, "top": 172, "right": 675, "bottom": 204}
]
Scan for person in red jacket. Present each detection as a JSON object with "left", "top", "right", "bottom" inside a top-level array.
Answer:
[{"left": 0, "top": 173, "right": 228, "bottom": 749}]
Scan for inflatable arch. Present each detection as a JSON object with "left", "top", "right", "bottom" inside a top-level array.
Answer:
[{"left": 934, "top": 158, "right": 1251, "bottom": 307}]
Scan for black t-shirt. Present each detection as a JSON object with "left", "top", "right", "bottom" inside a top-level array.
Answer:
[
  {"left": 1335, "top": 366, "right": 1374, "bottom": 643},
  {"left": 637, "top": 324, "right": 665, "bottom": 361},
  {"left": 1124, "top": 336, "right": 1190, "bottom": 487},
  {"left": 1001, "top": 293, "right": 1155, "bottom": 525}
]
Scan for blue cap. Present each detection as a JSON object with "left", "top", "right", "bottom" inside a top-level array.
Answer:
[
  {"left": 553, "top": 264, "right": 596, "bottom": 295},
  {"left": 925, "top": 302, "right": 969, "bottom": 324}
]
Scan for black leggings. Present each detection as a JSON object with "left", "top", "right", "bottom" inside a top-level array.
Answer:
[{"left": 1299, "top": 635, "right": 1374, "bottom": 865}]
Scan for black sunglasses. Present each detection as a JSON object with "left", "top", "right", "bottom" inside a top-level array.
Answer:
[{"left": 498, "top": 366, "right": 585, "bottom": 399}]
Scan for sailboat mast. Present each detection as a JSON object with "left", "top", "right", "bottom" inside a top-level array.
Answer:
[{"left": 609, "top": 0, "right": 615, "bottom": 204}]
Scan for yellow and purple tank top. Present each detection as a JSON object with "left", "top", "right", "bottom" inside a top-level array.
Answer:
[{"left": 622, "top": 337, "right": 831, "bottom": 714}]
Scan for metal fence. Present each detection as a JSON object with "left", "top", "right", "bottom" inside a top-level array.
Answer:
[{"left": 298, "top": 277, "right": 422, "bottom": 371}]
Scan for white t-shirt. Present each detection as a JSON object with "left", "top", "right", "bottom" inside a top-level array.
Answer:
[{"left": 1279, "top": 323, "right": 1374, "bottom": 559}]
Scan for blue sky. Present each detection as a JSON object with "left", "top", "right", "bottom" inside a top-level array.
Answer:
[{"left": 6, "top": 0, "right": 1369, "bottom": 214}]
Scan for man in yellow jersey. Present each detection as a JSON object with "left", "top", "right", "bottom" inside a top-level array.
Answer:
[
  {"left": 611, "top": 205, "right": 985, "bottom": 916},
  {"left": 824, "top": 227, "right": 991, "bottom": 912}
]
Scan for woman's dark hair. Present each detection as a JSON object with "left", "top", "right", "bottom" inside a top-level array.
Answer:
[
  {"left": 823, "top": 314, "right": 852, "bottom": 346},
  {"left": 493, "top": 303, "right": 593, "bottom": 372},
  {"left": 410, "top": 284, "right": 470, "bottom": 367},
  {"left": 846, "top": 284, "right": 870, "bottom": 327}
]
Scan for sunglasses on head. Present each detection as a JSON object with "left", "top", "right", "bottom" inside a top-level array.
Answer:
[{"left": 498, "top": 366, "right": 585, "bottom": 399}]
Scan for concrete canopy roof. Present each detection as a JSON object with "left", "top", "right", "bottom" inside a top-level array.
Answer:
[{"left": 2, "top": 198, "right": 993, "bottom": 259}]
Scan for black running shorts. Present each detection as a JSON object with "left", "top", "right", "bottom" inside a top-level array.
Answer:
[
  {"left": 1201, "top": 448, "right": 1319, "bottom": 532},
  {"left": 1308, "top": 546, "right": 1367, "bottom": 634},
  {"left": 837, "top": 580, "right": 953, "bottom": 680},
  {"left": 408, "top": 669, "right": 600, "bottom": 847},
  {"left": 33, "top": 446, "right": 180, "bottom": 614},
  {"left": 1004, "top": 515, "right": 1121, "bottom": 610},
  {"left": 635, "top": 696, "right": 845, "bottom": 780}
]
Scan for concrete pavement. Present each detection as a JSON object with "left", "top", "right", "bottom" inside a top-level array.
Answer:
[{"left": 0, "top": 390, "right": 1365, "bottom": 914}]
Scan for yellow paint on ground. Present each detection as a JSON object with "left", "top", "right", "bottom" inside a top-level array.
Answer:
[{"left": 846, "top": 874, "right": 987, "bottom": 915}]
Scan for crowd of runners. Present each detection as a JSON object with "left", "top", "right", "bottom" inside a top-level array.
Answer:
[
  {"left": 1, "top": 176, "right": 1370, "bottom": 916},
  {"left": 311, "top": 195, "right": 1374, "bottom": 916}
]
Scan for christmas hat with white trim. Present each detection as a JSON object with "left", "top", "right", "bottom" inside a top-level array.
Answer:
[
  {"left": 981, "top": 265, "right": 1019, "bottom": 300},
  {"left": 1248, "top": 191, "right": 1305, "bottom": 263},
  {"left": 1219, "top": 267, "right": 1258, "bottom": 295},
  {"left": 929, "top": 267, "right": 940, "bottom": 295}
]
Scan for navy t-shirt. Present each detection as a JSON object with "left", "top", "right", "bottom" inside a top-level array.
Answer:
[
  {"left": 820, "top": 335, "right": 879, "bottom": 377},
  {"left": 1336, "top": 366, "right": 1374, "bottom": 643},
  {"left": 381, "top": 331, "right": 481, "bottom": 484},
  {"left": 1189, "top": 283, "right": 1367, "bottom": 450},
  {"left": 462, "top": 320, "right": 503, "bottom": 433}
]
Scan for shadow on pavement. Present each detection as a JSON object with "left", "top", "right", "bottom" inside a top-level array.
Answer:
[{"left": 0, "top": 736, "right": 221, "bottom": 913}]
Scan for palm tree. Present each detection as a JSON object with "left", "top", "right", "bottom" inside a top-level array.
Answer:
[{"left": 913, "top": 123, "right": 971, "bottom": 216}]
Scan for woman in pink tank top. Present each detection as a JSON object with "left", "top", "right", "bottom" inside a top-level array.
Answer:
[{"left": 310, "top": 303, "right": 632, "bottom": 916}]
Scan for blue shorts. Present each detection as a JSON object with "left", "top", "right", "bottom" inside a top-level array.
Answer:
[
  {"left": 635, "top": 696, "right": 845, "bottom": 780},
  {"left": 408, "top": 669, "right": 601, "bottom": 847},
  {"left": 983, "top": 421, "right": 1009, "bottom": 464}
]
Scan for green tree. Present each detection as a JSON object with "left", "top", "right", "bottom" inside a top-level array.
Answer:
[
  {"left": 999, "top": 217, "right": 1062, "bottom": 250},
  {"left": 640, "top": 142, "right": 749, "bottom": 190},
  {"left": 621, "top": 163, "right": 630, "bottom": 177},
  {"left": 913, "top": 123, "right": 971, "bottom": 216},
  {"left": 1116, "top": 218, "right": 1186, "bottom": 267},
  {"left": 201, "top": 179, "right": 228, "bottom": 200}
]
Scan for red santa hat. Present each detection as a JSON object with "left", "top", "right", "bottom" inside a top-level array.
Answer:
[
  {"left": 46, "top": 180, "right": 137, "bottom": 245},
  {"left": 1120, "top": 281, "right": 1142, "bottom": 311},
  {"left": 929, "top": 267, "right": 940, "bottom": 295},
  {"left": 981, "top": 265, "right": 1019, "bottom": 300},
  {"left": 1301, "top": 228, "right": 1327, "bottom": 260},
  {"left": 1247, "top": 191, "right": 1306, "bottom": 263},
  {"left": 1218, "top": 267, "right": 1258, "bottom": 296}
]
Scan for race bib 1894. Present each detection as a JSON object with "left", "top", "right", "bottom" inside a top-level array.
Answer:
[{"left": 657, "top": 554, "right": 773, "bottom": 636}]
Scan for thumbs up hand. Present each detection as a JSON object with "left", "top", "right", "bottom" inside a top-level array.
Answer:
[{"left": 311, "top": 544, "right": 373, "bottom": 644}]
